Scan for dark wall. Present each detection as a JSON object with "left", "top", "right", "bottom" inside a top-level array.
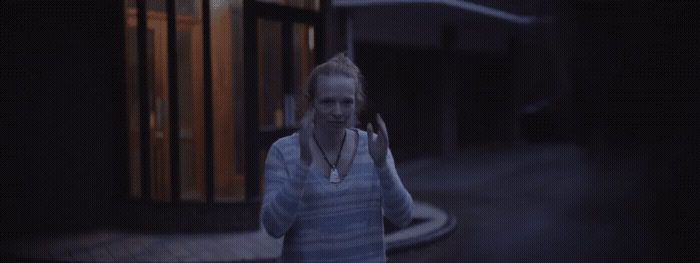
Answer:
[
  {"left": 454, "top": 52, "right": 513, "bottom": 146},
  {"left": 354, "top": 44, "right": 444, "bottom": 161},
  {"left": 3, "top": 0, "right": 127, "bottom": 235},
  {"left": 571, "top": 1, "right": 699, "bottom": 146},
  {"left": 354, "top": 2, "right": 699, "bottom": 258},
  {"left": 570, "top": 1, "right": 699, "bottom": 260},
  {"left": 354, "top": 44, "right": 518, "bottom": 159}
]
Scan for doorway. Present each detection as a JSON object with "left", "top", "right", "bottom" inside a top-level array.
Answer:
[
  {"left": 125, "top": 0, "right": 206, "bottom": 202},
  {"left": 123, "top": 0, "right": 324, "bottom": 230}
]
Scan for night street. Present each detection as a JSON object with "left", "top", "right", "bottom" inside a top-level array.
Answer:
[{"left": 389, "top": 143, "right": 656, "bottom": 262}]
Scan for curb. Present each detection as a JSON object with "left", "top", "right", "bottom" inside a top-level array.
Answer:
[{"left": 386, "top": 201, "right": 457, "bottom": 254}]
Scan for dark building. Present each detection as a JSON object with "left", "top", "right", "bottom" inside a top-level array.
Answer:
[{"left": 4, "top": 0, "right": 328, "bottom": 233}]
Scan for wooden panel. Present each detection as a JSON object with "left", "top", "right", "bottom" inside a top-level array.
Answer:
[
  {"left": 150, "top": 17, "right": 172, "bottom": 202},
  {"left": 257, "top": 19, "right": 284, "bottom": 130},
  {"left": 125, "top": 9, "right": 141, "bottom": 198},
  {"left": 211, "top": 3, "right": 245, "bottom": 201},
  {"left": 177, "top": 8, "right": 206, "bottom": 201}
]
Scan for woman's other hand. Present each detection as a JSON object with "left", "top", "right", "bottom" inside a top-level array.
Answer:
[
  {"left": 299, "top": 110, "right": 314, "bottom": 167},
  {"left": 367, "top": 113, "right": 388, "bottom": 167}
]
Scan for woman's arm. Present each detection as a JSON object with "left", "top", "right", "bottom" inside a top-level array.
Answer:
[
  {"left": 377, "top": 149, "right": 414, "bottom": 228},
  {"left": 260, "top": 143, "right": 310, "bottom": 238}
]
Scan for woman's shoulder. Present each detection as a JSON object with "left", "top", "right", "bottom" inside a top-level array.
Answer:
[{"left": 270, "top": 132, "right": 300, "bottom": 151}]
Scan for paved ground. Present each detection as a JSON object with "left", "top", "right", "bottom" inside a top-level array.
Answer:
[
  {"left": 7, "top": 229, "right": 282, "bottom": 262},
  {"left": 5, "top": 200, "right": 451, "bottom": 262},
  {"left": 388, "top": 143, "right": 654, "bottom": 262},
  {"left": 5, "top": 142, "right": 665, "bottom": 262}
]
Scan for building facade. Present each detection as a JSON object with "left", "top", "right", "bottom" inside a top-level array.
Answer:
[{"left": 2, "top": 0, "right": 572, "bottom": 234}]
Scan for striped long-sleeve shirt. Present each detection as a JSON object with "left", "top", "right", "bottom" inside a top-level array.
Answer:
[{"left": 261, "top": 128, "right": 413, "bottom": 262}]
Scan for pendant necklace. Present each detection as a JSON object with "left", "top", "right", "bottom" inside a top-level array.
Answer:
[{"left": 312, "top": 130, "right": 347, "bottom": 184}]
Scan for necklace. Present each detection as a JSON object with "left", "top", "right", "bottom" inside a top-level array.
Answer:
[{"left": 312, "top": 130, "right": 347, "bottom": 183}]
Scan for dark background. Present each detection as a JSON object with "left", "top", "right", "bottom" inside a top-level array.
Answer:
[
  {"left": 2, "top": 0, "right": 698, "bottom": 260},
  {"left": 3, "top": 1, "right": 128, "bottom": 234}
]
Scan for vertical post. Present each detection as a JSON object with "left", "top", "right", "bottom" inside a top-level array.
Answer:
[
  {"left": 344, "top": 9, "right": 353, "bottom": 60},
  {"left": 317, "top": 0, "right": 327, "bottom": 61},
  {"left": 507, "top": 35, "right": 525, "bottom": 145},
  {"left": 137, "top": 0, "right": 152, "bottom": 200},
  {"left": 202, "top": 0, "right": 215, "bottom": 204},
  {"left": 244, "top": 0, "right": 260, "bottom": 201},
  {"left": 549, "top": 21, "right": 574, "bottom": 143},
  {"left": 167, "top": 0, "right": 181, "bottom": 202},
  {"left": 282, "top": 22, "right": 294, "bottom": 127},
  {"left": 440, "top": 26, "right": 457, "bottom": 156},
  {"left": 115, "top": 1, "right": 129, "bottom": 201}
]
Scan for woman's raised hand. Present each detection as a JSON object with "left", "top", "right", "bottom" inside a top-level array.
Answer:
[
  {"left": 299, "top": 110, "right": 314, "bottom": 167},
  {"left": 367, "top": 113, "right": 389, "bottom": 167}
]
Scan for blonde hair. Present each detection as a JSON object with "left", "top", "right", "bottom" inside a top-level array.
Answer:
[{"left": 304, "top": 52, "right": 366, "bottom": 114}]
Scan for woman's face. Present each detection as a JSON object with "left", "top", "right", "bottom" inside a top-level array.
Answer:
[{"left": 313, "top": 74, "right": 356, "bottom": 132}]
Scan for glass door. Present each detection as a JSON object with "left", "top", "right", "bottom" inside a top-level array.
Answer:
[
  {"left": 124, "top": 0, "right": 324, "bottom": 204},
  {"left": 122, "top": 0, "right": 325, "bottom": 231},
  {"left": 125, "top": 1, "right": 172, "bottom": 202},
  {"left": 125, "top": 0, "right": 205, "bottom": 202},
  {"left": 244, "top": 0, "right": 324, "bottom": 199}
]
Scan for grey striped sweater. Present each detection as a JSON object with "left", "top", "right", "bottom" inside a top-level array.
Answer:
[{"left": 261, "top": 128, "right": 413, "bottom": 262}]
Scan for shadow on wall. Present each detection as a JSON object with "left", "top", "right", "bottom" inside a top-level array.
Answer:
[{"left": 4, "top": 1, "right": 128, "bottom": 235}]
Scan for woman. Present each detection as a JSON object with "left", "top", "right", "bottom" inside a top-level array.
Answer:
[{"left": 261, "top": 53, "right": 413, "bottom": 262}]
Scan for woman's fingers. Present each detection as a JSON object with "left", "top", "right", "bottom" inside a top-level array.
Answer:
[
  {"left": 376, "top": 114, "right": 389, "bottom": 147},
  {"left": 299, "top": 111, "right": 314, "bottom": 165},
  {"left": 367, "top": 114, "right": 388, "bottom": 165}
]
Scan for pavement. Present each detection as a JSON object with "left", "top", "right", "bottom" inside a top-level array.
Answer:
[
  {"left": 6, "top": 201, "right": 454, "bottom": 262},
  {"left": 4, "top": 156, "right": 457, "bottom": 262},
  {"left": 6, "top": 142, "right": 659, "bottom": 262},
  {"left": 387, "top": 142, "right": 659, "bottom": 262}
]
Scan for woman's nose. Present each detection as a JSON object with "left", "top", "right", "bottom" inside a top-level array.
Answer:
[{"left": 332, "top": 103, "right": 342, "bottom": 115}]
